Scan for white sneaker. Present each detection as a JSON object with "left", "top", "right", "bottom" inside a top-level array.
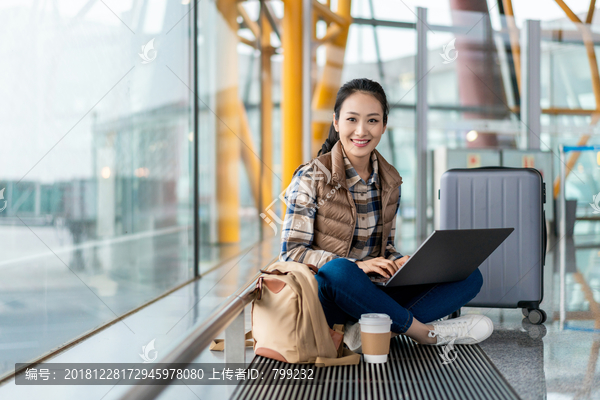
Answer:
[
  {"left": 343, "top": 321, "right": 362, "bottom": 353},
  {"left": 422, "top": 314, "right": 493, "bottom": 346}
]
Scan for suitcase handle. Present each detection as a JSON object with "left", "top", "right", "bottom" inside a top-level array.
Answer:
[
  {"left": 472, "top": 166, "right": 514, "bottom": 169},
  {"left": 542, "top": 210, "right": 547, "bottom": 266}
]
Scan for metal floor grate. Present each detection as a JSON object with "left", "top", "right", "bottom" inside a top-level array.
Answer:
[{"left": 230, "top": 335, "right": 521, "bottom": 400}]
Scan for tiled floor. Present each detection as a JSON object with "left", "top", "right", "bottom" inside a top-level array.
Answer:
[{"left": 2, "top": 230, "right": 600, "bottom": 399}]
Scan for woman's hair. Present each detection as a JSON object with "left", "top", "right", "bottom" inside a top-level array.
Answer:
[{"left": 317, "top": 78, "right": 389, "bottom": 157}]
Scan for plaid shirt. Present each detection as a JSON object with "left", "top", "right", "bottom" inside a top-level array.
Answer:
[{"left": 279, "top": 145, "right": 403, "bottom": 269}]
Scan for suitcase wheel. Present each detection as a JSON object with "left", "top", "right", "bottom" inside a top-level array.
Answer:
[
  {"left": 522, "top": 307, "right": 529, "bottom": 317},
  {"left": 521, "top": 319, "right": 548, "bottom": 339},
  {"left": 526, "top": 308, "right": 547, "bottom": 325}
]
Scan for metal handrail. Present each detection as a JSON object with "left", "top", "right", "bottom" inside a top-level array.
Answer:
[{"left": 119, "top": 257, "right": 277, "bottom": 400}]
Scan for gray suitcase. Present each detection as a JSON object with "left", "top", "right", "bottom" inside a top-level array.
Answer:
[{"left": 439, "top": 166, "right": 547, "bottom": 325}]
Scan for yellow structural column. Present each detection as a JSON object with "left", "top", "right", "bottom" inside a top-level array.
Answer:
[
  {"left": 311, "top": 0, "right": 352, "bottom": 158},
  {"left": 216, "top": 0, "right": 240, "bottom": 243},
  {"left": 260, "top": 8, "right": 274, "bottom": 232},
  {"left": 281, "top": 0, "right": 304, "bottom": 206}
]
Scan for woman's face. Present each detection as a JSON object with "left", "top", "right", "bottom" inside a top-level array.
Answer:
[{"left": 333, "top": 91, "right": 386, "bottom": 160}]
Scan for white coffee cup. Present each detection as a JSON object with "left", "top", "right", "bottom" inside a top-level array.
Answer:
[{"left": 359, "top": 313, "right": 392, "bottom": 363}]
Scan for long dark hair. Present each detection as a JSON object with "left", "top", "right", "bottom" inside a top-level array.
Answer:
[{"left": 317, "top": 78, "right": 390, "bottom": 156}]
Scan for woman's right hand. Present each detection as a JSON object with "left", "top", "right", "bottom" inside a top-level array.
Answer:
[{"left": 356, "top": 257, "right": 399, "bottom": 278}]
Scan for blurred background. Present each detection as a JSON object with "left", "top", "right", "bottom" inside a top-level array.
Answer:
[{"left": 4, "top": 0, "right": 600, "bottom": 396}]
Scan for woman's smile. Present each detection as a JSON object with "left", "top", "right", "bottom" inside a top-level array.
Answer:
[{"left": 351, "top": 138, "right": 371, "bottom": 147}]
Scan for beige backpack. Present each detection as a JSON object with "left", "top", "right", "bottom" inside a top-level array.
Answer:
[{"left": 210, "top": 261, "right": 360, "bottom": 367}]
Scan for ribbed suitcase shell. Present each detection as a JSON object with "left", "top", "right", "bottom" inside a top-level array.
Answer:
[{"left": 439, "top": 167, "right": 546, "bottom": 309}]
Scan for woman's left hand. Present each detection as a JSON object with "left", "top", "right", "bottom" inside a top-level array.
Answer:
[{"left": 394, "top": 255, "right": 410, "bottom": 269}]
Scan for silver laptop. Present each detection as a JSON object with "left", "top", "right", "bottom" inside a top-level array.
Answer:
[{"left": 369, "top": 228, "right": 514, "bottom": 287}]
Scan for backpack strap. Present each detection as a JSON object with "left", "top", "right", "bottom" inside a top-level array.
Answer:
[
  {"left": 208, "top": 329, "right": 254, "bottom": 352},
  {"left": 290, "top": 264, "right": 360, "bottom": 366},
  {"left": 290, "top": 264, "right": 339, "bottom": 359},
  {"left": 315, "top": 347, "right": 361, "bottom": 367}
]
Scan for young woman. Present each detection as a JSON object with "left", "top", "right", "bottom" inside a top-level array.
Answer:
[{"left": 279, "top": 78, "right": 493, "bottom": 351}]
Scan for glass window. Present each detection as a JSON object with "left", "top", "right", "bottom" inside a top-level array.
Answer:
[{"left": 0, "top": 0, "right": 193, "bottom": 378}]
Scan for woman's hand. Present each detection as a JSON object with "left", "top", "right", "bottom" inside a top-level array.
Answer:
[
  {"left": 356, "top": 257, "right": 400, "bottom": 278},
  {"left": 393, "top": 255, "right": 410, "bottom": 269}
]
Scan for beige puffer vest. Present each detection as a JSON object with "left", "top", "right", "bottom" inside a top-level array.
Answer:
[{"left": 291, "top": 140, "right": 403, "bottom": 259}]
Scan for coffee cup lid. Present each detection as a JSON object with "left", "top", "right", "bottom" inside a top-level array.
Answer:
[{"left": 359, "top": 313, "right": 392, "bottom": 326}]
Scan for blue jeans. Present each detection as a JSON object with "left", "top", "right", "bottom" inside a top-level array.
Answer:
[{"left": 315, "top": 258, "right": 484, "bottom": 333}]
